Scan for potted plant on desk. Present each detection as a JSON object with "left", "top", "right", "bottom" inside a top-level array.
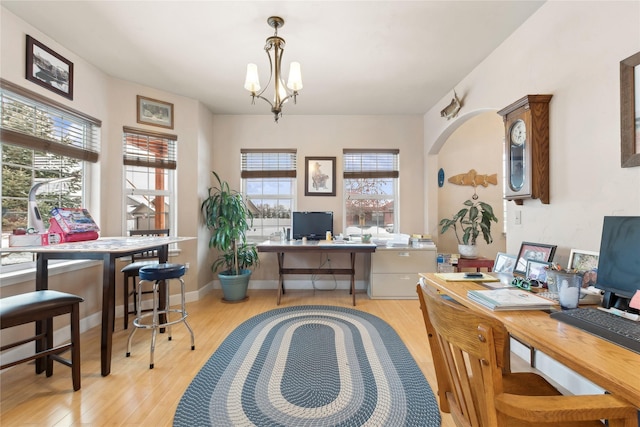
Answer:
[
  {"left": 201, "top": 171, "right": 259, "bottom": 302},
  {"left": 439, "top": 198, "right": 498, "bottom": 259}
]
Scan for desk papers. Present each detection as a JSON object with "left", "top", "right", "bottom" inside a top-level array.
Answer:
[{"left": 467, "top": 288, "right": 556, "bottom": 311}]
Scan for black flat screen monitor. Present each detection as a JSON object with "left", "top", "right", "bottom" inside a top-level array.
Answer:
[
  {"left": 292, "top": 211, "right": 333, "bottom": 240},
  {"left": 595, "top": 216, "right": 640, "bottom": 308}
]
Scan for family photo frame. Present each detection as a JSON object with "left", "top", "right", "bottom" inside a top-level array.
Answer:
[
  {"left": 514, "top": 241, "right": 557, "bottom": 276},
  {"left": 305, "top": 157, "right": 336, "bottom": 196},
  {"left": 25, "top": 35, "right": 74, "bottom": 100},
  {"left": 137, "top": 95, "right": 174, "bottom": 129}
]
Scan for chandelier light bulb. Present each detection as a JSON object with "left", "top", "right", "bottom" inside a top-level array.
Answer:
[
  {"left": 244, "top": 63, "right": 261, "bottom": 92},
  {"left": 287, "top": 62, "right": 303, "bottom": 91}
]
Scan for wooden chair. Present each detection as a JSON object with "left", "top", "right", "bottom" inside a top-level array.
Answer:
[
  {"left": 121, "top": 229, "right": 169, "bottom": 329},
  {"left": 416, "top": 282, "right": 638, "bottom": 427}
]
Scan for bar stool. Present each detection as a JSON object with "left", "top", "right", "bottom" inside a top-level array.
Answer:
[
  {"left": 0, "top": 290, "right": 83, "bottom": 391},
  {"left": 126, "top": 263, "right": 194, "bottom": 369}
]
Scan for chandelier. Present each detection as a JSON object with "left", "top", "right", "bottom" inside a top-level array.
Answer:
[{"left": 244, "top": 16, "right": 303, "bottom": 122}]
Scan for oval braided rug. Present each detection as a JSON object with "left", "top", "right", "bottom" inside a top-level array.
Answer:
[{"left": 174, "top": 305, "right": 441, "bottom": 426}]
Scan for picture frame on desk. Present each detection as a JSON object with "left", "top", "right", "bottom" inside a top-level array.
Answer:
[
  {"left": 525, "top": 259, "right": 551, "bottom": 285},
  {"left": 493, "top": 252, "right": 516, "bottom": 273},
  {"left": 305, "top": 156, "right": 336, "bottom": 196},
  {"left": 568, "top": 249, "right": 599, "bottom": 287},
  {"left": 514, "top": 242, "right": 556, "bottom": 276}
]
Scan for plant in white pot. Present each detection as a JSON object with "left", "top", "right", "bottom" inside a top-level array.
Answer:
[
  {"left": 201, "top": 171, "right": 259, "bottom": 302},
  {"left": 439, "top": 198, "right": 498, "bottom": 259}
]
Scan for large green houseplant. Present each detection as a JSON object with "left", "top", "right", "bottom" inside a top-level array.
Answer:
[
  {"left": 439, "top": 198, "right": 498, "bottom": 258},
  {"left": 201, "top": 171, "right": 258, "bottom": 301}
]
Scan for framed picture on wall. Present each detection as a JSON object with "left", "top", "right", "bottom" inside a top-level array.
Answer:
[
  {"left": 25, "top": 35, "right": 74, "bottom": 100},
  {"left": 514, "top": 241, "right": 557, "bottom": 276},
  {"left": 137, "top": 95, "right": 174, "bottom": 129},
  {"left": 305, "top": 157, "right": 336, "bottom": 196},
  {"left": 620, "top": 51, "right": 640, "bottom": 168}
]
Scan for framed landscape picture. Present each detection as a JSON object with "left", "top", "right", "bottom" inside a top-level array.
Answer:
[
  {"left": 137, "top": 95, "right": 174, "bottom": 129},
  {"left": 305, "top": 157, "right": 336, "bottom": 196},
  {"left": 514, "top": 242, "right": 557, "bottom": 276},
  {"left": 25, "top": 35, "right": 73, "bottom": 100}
]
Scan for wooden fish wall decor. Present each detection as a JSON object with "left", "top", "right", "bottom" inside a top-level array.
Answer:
[
  {"left": 448, "top": 169, "right": 498, "bottom": 187},
  {"left": 440, "top": 90, "right": 462, "bottom": 120}
]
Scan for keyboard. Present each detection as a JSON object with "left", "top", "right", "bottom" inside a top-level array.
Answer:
[{"left": 550, "top": 308, "right": 640, "bottom": 354}]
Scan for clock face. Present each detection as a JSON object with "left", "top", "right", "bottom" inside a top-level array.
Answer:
[{"left": 510, "top": 119, "right": 526, "bottom": 146}]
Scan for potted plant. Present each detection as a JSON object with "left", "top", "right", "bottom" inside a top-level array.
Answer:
[
  {"left": 201, "top": 171, "right": 259, "bottom": 301},
  {"left": 439, "top": 198, "right": 498, "bottom": 258}
]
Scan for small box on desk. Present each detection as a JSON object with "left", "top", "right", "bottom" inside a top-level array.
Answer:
[{"left": 9, "top": 233, "right": 61, "bottom": 247}]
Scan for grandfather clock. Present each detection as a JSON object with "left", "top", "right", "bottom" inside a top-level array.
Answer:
[{"left": 497, "top": 94, "right": 552, "bottom": 205}]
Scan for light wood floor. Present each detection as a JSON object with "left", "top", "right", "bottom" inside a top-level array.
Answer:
[{"left": 1, "top": 289, "right": 454, "bottom": 426}]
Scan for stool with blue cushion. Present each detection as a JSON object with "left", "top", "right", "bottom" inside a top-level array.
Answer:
[
  {"left": 0, "top": 290, "right": 83, "bottom": 391},
  {"left": 126, "top": 263, "right": 194, "bottom": 368}
]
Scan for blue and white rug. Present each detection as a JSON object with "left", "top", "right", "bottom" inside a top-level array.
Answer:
[{"left": 174, "top": 305, "right": 441, "bottom": 426}]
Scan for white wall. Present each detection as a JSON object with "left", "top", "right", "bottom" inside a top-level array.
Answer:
[
  {"left": 424, "top": 1, "right": 640, "bottom": 266},
  {"left": 207, "top": 115, "right": 425, "bottom": 285}
]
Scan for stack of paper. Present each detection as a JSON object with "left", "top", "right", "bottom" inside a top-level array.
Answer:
[{"left": 467, "top": 288, "right": 556, "bottom": 311}]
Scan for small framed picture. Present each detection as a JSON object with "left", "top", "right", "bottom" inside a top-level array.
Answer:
[
  {"left": 568, "top": 249, "right": 599, "bottom": 287},
  {"left": 493, "top": 252, "right": 517, "bottom": 273},
  {"left": 514, "top": 242, "right": 557, "bottom": 276},
  {"left": 25, "top": 35, "right": 74, "bottom": 100},
  {"left": 137, "top": 95, "right": 174, "bottom": 129},
  {"left": 525, "top": 259, "right": 552, "bottom": 285},
  {"left": 305, "top": 157, "right": 336, "bottom": 196}
]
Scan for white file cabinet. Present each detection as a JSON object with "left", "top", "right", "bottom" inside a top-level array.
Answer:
[{"left": 369, "top": 246, "right": 437, "bottom": 299}]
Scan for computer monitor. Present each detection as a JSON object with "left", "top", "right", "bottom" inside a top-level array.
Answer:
[
  {"left": 292, "top": 211, "right": 333, "bottom": 240},
  {"left": 595, "top": 216, "right": 640, "bottom": 310}
]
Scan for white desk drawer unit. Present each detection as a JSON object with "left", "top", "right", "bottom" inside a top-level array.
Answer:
[{"left": 369, "top": 247, "right": 436, "bottom": 299}]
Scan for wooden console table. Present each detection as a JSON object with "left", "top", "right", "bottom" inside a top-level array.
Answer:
[
  {"left": 456, "top": 256, "right": 494, "bottom": 272},
  {"left": 256, "top": 240, "right": 376, "bottom": 306}
]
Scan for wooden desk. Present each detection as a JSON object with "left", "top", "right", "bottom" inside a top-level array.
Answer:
[
  {"left": 456, "top": 256, "right": 494, "bottom": 272},
  {"left": 419, "top": 272, "right": 640, "bottom": 409},
  {"left": 256, "top": 240, "right": 376, "bottom": 306},
  {"left": 1, "top": 236, "right": 193, "bottom": 376}
]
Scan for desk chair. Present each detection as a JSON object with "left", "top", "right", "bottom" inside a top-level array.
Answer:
[
  {"left": 416, "top": 282, "right": 637, "bottom": 427},
  {"left": 121, "top": 229, "right": 169, "bottom": 329}
]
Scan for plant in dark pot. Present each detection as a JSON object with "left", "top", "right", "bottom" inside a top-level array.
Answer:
[
  {"left": 201, "top": 171, "right": 259, "bottom": 302},
  {"left": 439, "top": 198, "right": 498, "bottom": 259}
]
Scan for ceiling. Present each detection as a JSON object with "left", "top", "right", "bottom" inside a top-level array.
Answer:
[{"left": 3, "top": 1, "right": 545, "bottom": 117}]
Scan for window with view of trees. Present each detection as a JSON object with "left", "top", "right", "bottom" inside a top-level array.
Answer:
[
  {"left": 0, "top": 79, "right": 100, "bottom": 269},
  {"left": 343, "top": 149, "right": 399, "bottom": 239},
  {"left": 241, "top": 149, "right": 296, "bottom": 241},
  {"left": 123, "top": 127, "right": 175, "bottom": 234}
]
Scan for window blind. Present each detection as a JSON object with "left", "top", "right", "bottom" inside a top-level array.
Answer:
[
  {"left": 123, "top": 126, "right": 177, "bottom": 170},
  {"left": 241, "top": 149, "right": 297, "bottom": 178},
  {"left": 0, "top": 79, "right": 101, "bottom": 162},
  {"left": 343, "top": 149, "right": 399, "bottom": 179}
]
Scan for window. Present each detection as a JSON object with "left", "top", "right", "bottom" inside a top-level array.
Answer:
[
  {"left": 1, "top": 79, "right": 100, "bottom": 269},
  {"left": 241, "top": 149, "right": 296, "bottom": 242},
  {"left": 343, "top": 149, "right": 399, "bottom": 238},
  {"left": 123, "top": 127, "right": 176, "bottom": 233}
]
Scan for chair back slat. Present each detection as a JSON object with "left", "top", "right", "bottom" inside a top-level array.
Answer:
[
  {"left": 129, "top": 229, "right": 170, "bottom": 261},
  {"left": 418, "top": 283, "right": 505, "bottom": 427}
]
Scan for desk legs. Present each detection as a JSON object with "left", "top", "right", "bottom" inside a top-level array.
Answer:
[
  {"left": 34, "top": 255, "right": 49, "bottom": 373},
  {"left": 101, "top": 254, "right": 116, "bottom": 376},
  {"left": 350, "top": 253, "right": 356, "bottom": 306},
  {"left": 277, "top": 252, "right": 285, "bottom": 305}
]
